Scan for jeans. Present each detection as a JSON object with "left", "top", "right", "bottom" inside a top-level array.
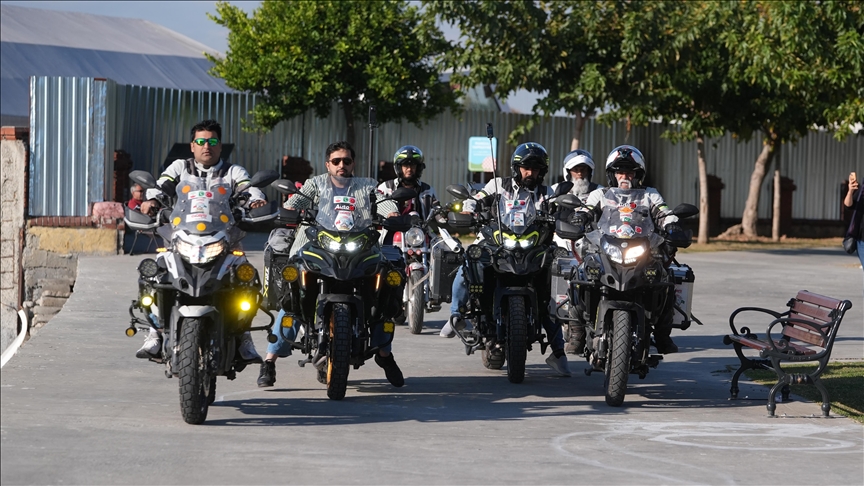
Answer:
[
  {"left": 449, "top": 267, "right": 564, "bottom": 351},
  {"left": 271, "top": 309, "right": 392, "bottom": 355},
  {"left": 857, "top": 240, "right": 864, "bottom": 270},
  {"left": 269, "top": 309, "right": 298, "bottom": 357}
]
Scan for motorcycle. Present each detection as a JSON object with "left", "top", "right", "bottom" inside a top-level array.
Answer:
[
  {"left": 267, "top": 179, "right": 415, "bottom": 400},
  {"left": 555, "top": 188, "right": 698, "bottom": 406},
  {"left": 123, "top": 169, "right": 279, "bottom": 424},
  {"left": 440, "top": 182, "right": 570, "bottom": 383}
]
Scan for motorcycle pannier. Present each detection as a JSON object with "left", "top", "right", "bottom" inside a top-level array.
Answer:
[
  {"left": 429, "top": 244, "right": 463, "bottom": 303},
  {"left": 669, "top": 263, "right": 695, "bottom": 326},
  {"left": 550, "top": 257, "right": 578, "bottom": 316}
]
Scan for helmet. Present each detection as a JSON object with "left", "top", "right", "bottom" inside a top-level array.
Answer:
[
  {"left": 510, "top": 142, "right": 549, "bottom": 186},
  {"left": 393, "top": 145, "right": 425, "bottom": 182},
  {"left": 605, "top": 145, "right": 646, "bottom": 187},
  {"left": 561, "top": 149, "right": 595, "bottom": 182}
]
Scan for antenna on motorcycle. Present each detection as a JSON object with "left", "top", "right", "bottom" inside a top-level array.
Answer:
[
  {"left": 368, "top": 105, "right": 378, "bottom": 181},
  {"left": 486, "top": 123, "right": 504, "bottom": 236}
]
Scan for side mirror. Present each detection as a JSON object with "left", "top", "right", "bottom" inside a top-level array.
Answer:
[
  {"left": 553, "top": 181, "right": 573, "bottom": 197},
  {"left": 673, "top": 203, "right": 699, "bottom": 219},
  {"left": 446, "top": 184, "right": 472, "bottom": 200},
  {"left": 244, "top": 169, "right": 280, "bottom": 190},
  {"left": 555, "top": 194, "right": 583, "bottom": 210},
  {"left": 129, "top": 170, "right": 157, "bottom": 189},
  {"left": 389, "top": 187, "right": 418, "bottom": 203},
  {"left": 272, "top": 179, "right": 299, "bottom": 195}
]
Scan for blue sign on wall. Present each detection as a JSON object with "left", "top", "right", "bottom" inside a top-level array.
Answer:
[{"left": 468, "top": 136, "right": 497, "bottom": 172}]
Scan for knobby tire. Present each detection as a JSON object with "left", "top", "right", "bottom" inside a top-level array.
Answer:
[
  {"left": 178, "top": 317, "right": 215, "bottom": 424},
  {"left": 505, "top": 297, "right": 528, "bottom": 384},
  {"left": 605, "top": 310, "right": 632, "bottom": 407},
  {"left": 326, "top": 303, "right": 352, "bottom": 400}
]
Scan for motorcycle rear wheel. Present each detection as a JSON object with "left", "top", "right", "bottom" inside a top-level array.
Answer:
[
  {"left": 605, "top": 310, "right": 632, "bottom": 407},
  {"left": 178, "top": 318, "right": 216, "bottom": 424},
  {"left": 407, "top": 272, "right": 424, "bottom": 335},
  {"left": 326, "top": 303, "right": 352, "bottom": 400},
  {"left": 505, "top": 297, "right": 528, "bottom": 384}
]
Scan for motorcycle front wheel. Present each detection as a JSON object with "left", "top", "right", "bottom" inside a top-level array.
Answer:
[
  {"left": 505, "top": 297, "right": 528, "bottom": 384},
  {"left": 605, "top": 310, "right": 632, "bottom": 406},
  {"left": 407, "top": 272, "right": 424, "bottom": 334},
  {"left": 326, "top": 303, "right": 352, "bottom": 400},
  {"left": 178, "top": 317, "right": 216, "bottom": 424}
]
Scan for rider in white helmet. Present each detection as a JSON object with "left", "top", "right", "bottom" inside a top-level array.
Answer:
[
  {"left": 551, "top": 149, "right": 603, "bottom": 355},
  {"left": 570, "top": 145, "right": 687, "bottom": 354}
]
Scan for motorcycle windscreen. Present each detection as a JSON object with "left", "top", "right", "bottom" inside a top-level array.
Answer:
[
  {"left": 168, "top": 180, "right": 235, "bottom": 236},
  {"left": 497, "top": 188, "right": 538, "bottom": 236},
  {"left": 595, "top": 188, "right": 656, "bottom": 240},
  {"left": 315, "top": 178, "right": 375, "bottom": 232}
]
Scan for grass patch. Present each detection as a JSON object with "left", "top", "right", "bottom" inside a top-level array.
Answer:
[{"left": 743, "top": 361, "right": 864, "bottom": 424}]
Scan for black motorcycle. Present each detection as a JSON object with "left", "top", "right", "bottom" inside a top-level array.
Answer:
[
  {"left": 441, "top": 182, "right": 570, "bottom": 383},
  {"left": 266, "top": 179, "right": 415, "bottom": 400},
  {"left": 555, "top": 188, "right": 698, "bottom": 406},
  {"left": 124, "top": 169, "right": 279, "bottom": 424}
]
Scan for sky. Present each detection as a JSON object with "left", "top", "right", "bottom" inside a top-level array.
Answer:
[{"left": 1, "top": 0, "right": 541, "bottom": 113}]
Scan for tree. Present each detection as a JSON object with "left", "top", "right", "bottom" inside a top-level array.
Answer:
[
  {"left": 424, "top": 0, "right": 626, "bottom": 148},
  {"left": 207, "top": 0, "right": 459, "bottom": 148}
]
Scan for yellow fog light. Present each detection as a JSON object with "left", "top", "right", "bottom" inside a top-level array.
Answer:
[
  {"left": 282, "top": 266, "right": 299, "bottom": 282},
  {"left": 236, "top": 263, "right": 256, "bottom": 282},
  {"left": 233, "top": 250, "right": 245, "bottom": 256},
  {"left": 240, "top": 300, "right": 252, "bottom": 311},
  {"left": 125, "top": 327, "right": 136, "bottom": 337},
  {"left": 140, "top": 295, "right": 154, "bottom": 307},
  {"left": 281, "top": 315, "right": 294, "bottom": 328},
  {"left": 383, "top": 321, "right": 395, "bottom": 333},
  {"left": 385, "top": 270, "right": 402, "bottom": 287}
]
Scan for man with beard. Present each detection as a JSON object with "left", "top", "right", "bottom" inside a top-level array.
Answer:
[
  {"left": 442, "top": 142, "right": 571, "bottom": 377},
  {"left": 257, "top": 141, "right": 405, "bottom": 389},
  {"left": 377, "top": 145, "right": 439, "bottom": 244},
  {"left": 551, "top": 150, "right": 602, "bottom": 355}
]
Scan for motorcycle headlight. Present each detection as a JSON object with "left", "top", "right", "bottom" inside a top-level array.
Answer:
[
  {"left": 518, "top": 234, "right": 538, "bottom": 249},
  {"left": 602, "top": 240, "right": 623, "bottom": 264},
  {"left": 405, "top": 227, "right": 425, "bottom": 247},
  {"left": 318, "top": 232, "right": 367, "bottom": 253},
  {"left": 174, "top": 237, "right": 227, "bottom": 264},
  {"left": 623, "top": 244, "right": 646, "bottom": 264},
  {"left": 503, "top": 238, "right": 517, "bottom": 249}
]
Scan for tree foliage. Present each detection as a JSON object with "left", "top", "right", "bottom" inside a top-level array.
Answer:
[{"left": 207, "top": 0, "right": 459, "bottom": 146}]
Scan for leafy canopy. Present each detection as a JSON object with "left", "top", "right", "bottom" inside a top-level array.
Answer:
[{"left": 208, "top": 0, "right": 459, "bottom": 134}]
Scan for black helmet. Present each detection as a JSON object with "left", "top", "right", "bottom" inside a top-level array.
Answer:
[
  {"left": 604, "top": 145, "right": 646, "bottom": 187},
  {"left": 510, "top": 142, "right": 549, "bottom": 187},
  {"left": 393, "top": 145, "right": 425, "bottom": 183}
]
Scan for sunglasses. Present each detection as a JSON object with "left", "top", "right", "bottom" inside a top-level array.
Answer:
[
  {"left": 328, "top": 157, "right": 354, "bottom": 166},
  {"left": 192, "top": 138, "right": 220, "bottom": 146}
]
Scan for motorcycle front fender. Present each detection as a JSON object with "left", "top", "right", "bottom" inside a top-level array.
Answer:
[{"left": 178, "top": 305, "right": 218, "bottom": 317}]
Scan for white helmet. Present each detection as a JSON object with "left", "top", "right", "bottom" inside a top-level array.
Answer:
[{"left": 561, "top": 149, "right": 595, "bottom": 182}]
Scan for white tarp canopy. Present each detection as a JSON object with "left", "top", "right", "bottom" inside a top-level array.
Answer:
[{"left": 1, "top": 4, "right": 234, "bottom": 126}]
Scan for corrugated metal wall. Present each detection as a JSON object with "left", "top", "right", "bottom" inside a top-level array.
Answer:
[{"left": 29, "top": 76, "right": 862, "bottom": 220}]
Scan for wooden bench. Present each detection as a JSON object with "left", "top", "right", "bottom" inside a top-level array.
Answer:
[{"left": 723, "top": 290, "right": 852, "bottom": 417}]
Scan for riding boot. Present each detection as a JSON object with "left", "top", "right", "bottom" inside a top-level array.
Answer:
[
  {"left": 374, "top": 353, "right": 405, "bottom": 387},
  {"left": 653, "top": 326, "right": 678, "bottom": 354},
  {"left": 564, "top": 323, "right": 586, "bottom": 355}
]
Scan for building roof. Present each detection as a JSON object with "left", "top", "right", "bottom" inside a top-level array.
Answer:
[{"left": 0, "top": 5, "right": 234, "bottom": 125}]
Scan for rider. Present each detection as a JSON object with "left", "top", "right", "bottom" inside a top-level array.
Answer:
[
  {"left": 257, "top": 141, "right": 405, "bottom": 388},
  {"left": 444, "top": 142, "right": 571, "bottom": 377},
  {"left": 377, "top": 145, "right": 440, "bottom": 243},
  {"left": 136, "top": 119, "right": 266, "bottom": 363},
  {"left": 551, "top": 149, "right": 602, "bottom": 355},
  {"left": 570, "top": 145, "right": 688, "bottom": 354}
]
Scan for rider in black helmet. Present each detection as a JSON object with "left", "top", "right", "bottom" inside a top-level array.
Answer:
[
  {"left": 571, "top": 145, "right": 689, "bottom": 354},
  {"left": 377, "top": 145, "right": 440, "bottom": 245},
  {"left": 447, "top": 142, "right": 571, "bottom": 376}
]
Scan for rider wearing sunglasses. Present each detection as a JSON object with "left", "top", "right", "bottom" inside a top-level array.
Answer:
[{"left": 135, "top": 119, "right": 269, "bottom": 364}]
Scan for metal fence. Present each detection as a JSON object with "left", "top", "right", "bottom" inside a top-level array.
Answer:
[{"left": 29, "top": 75, "right": 862, "bottom": 220}]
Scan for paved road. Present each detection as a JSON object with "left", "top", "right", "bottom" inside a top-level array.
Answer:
[{"left": 2, "top": 234, "right": 862, "bottom": 485}]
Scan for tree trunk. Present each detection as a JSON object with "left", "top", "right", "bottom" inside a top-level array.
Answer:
[
  {"left": 771, "top": 141, "right": 783, "bottom": 242},
  {"left": 570, "top": 112, "right": 587, "bottom": 151},
  {"left": 740, "top": 133, "right": 778, "bottom": 238},
  {"left": 696, "top": 134, "right": 709, "bottom": 244}
]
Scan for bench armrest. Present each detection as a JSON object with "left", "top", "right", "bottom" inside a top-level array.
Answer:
[{"left": 728, "top": 306, "right": 785, "bottom": 337}]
